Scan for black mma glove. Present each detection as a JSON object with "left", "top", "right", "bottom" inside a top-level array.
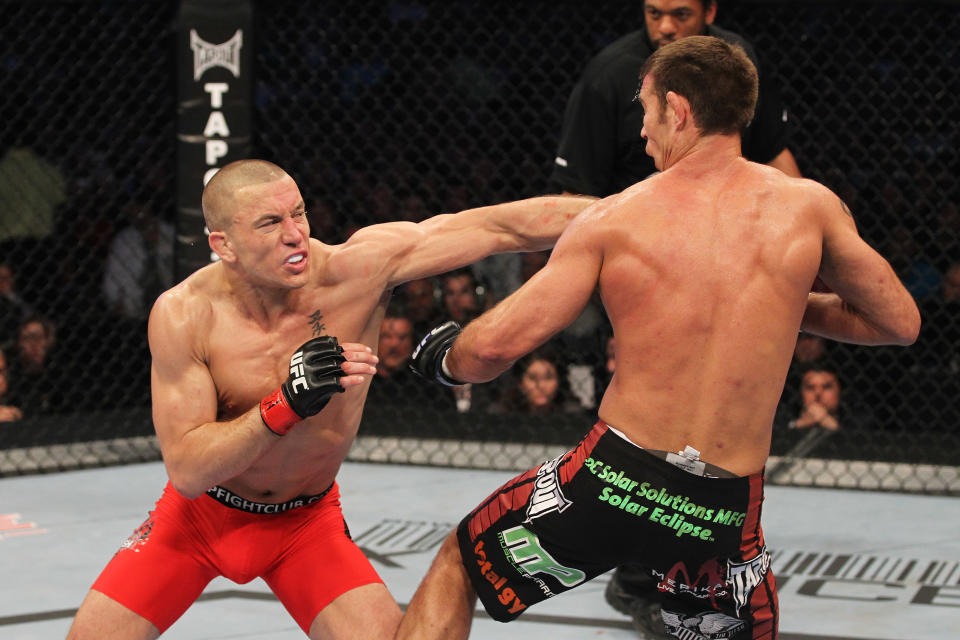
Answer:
[
  {"left": 409, "top": 321, "right": 465, "bottom": 386},
  {"left": 259, "top": 336, "right": 347, "bottom": 436}
]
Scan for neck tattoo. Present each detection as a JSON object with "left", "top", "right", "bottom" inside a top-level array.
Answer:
[{"left": 309, "top": 310, "right": 326, "bottom": 336}]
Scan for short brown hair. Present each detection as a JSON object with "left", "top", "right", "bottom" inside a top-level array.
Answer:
[{"left": 640, "top": 35, "right": 758, "bottom": 136}]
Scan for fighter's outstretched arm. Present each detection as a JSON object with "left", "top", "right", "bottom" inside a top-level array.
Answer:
[
  {"left": 443, "top": 207, "right": 605, "bottom": 383},
  {"left": 801, "top": 190, "right": 920, "bottom": 346},
  {"left": 148, "top": 290, "right": 376, "bottom": 499},
  {"left": 342, "top": 194, "right": 596, "bottom": 288}
]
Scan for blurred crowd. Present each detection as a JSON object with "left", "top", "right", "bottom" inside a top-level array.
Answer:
[
  {"left": 0, "top": 119, "right": 957, "bottom": 441},
  {"left": 0, "top": 2, "right": 956, "bottom": 453}
]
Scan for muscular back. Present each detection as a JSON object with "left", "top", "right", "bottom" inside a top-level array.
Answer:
[{"left": 597, "top": 159, "right": 823, "bottom": 475}]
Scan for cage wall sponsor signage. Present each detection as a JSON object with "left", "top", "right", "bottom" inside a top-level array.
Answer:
[{"left": 176, "top": 0, "right": 253, "bottom": 281}]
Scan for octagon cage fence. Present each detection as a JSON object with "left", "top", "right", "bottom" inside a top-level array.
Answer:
[{"left": 0, "top": 0, "right": 957, "bottom": 494}]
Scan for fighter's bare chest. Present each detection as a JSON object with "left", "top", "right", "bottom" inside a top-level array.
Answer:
[{"left": 204, "top": 299, "right": 374, "bottom": 418}]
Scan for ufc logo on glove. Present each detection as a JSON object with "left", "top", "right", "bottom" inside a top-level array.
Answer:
[{"left": 289, "top": 350, "right": 308, "bottom": 394}]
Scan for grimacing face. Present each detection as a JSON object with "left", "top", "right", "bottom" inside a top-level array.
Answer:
[
  {"left": 224, "top": 176, "right": 311, "bottom": 289},
  {"left": 644, "top": 0, "right": 716, "bottom": 49}
]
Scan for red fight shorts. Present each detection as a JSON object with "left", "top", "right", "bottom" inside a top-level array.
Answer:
[{"left": 92, "top": 481, "right": 382, "bottom": 633}]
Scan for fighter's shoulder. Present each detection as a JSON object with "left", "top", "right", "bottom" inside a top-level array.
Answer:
[
  {"left": 617, "top": 170, "right": 668, "bottom": 200},
  {"left": 754, "top": 168, "right": 843, "bottom": 222},
  {"left": 742, "top": 163, "right": 825, "bottom": 198},
  {"left": 781, "top": 173, "right": 839, "bottom": 207},
  {"left": 326, "top": 222, "right": 418, "bottom": 277},
  {"left": 149, "top": 264, "right": 219, "bottom": 337},
  {"left": 565, "top": 188, "right": 640, "bottom": 236},
  {"left": 337, "top": 221, "right": 422, "bottom": 256}
]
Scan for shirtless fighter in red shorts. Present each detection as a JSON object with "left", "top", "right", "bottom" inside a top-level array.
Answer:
[{"left": 65, "top": 159, "right": 594, "bottom": 639}]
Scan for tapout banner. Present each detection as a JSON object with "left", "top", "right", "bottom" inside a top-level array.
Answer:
[{"left": 176, "top": 0, "right": 253, "bottom": 281}]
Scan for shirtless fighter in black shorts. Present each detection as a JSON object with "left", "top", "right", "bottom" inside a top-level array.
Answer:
[{"left": 397, "top": 36, "right": 919, "bottom": 639}]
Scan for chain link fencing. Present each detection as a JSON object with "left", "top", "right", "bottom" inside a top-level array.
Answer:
[{"left": 0, "top": 1, "right": 957, "bottom": 493}]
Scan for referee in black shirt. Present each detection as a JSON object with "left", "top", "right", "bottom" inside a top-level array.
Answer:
[{"left": 552, "top": 0, "right": 800, "bottom": 199}]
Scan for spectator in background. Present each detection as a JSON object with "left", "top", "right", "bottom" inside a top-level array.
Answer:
[
  {"left": 0, "top": 261, "right": 32, "bottom": 345},
  {"left": 437, "top": 269, "right": 513, "bottom": 412},
  {"left": 793, "top": 332, "right": 827, "bottom": 364},
  {"left": 488, "top": 348, "right": 582, "bottom": 415},
  {"left": 551, "top": 0, "right": 801, "bottom": 201},
  {"left": 789, "top": 366, "right": 842, "bottom": 431},
  {"left": 0, "top": 348, "right": 23, "bottom": 422},
  {"left": 767, "top": 364, "right": 855, "bottom": 485},
  {"left": 102, "top": 202, "right": 175, "bottom": 320},
  {"left": 398, "top": 278, "right": 442, "bottom": 335},
  {"left": 519, "top": 246, "right": 606, "bottom": 411},
  {"left": 775, "top": 363, "right": 875, "bottom": 438},
  {"left": 6, "top": 315, "right": 61, "bottom": 416},
  {"left": 377, "top": 311, "right": 415, "bottom": 380},
  {"left": 367, "top": 308, "right": 456, "bottom": 412},
  {"left": 439, "top": 268, "right": 487, "bottom": 325},
  {"left": 407, "top": 271, "right": 500, "bottom": 413},
  {"left": 781, "top": 332, "right": 835, "bottom": 408}
]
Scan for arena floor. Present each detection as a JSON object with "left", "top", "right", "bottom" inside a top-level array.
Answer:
[{"left": 1, "top": 460, "right": 958, "bottom": 639}]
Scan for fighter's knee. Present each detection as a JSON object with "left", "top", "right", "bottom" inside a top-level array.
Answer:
[
  {"left": 436, "top": 530, "right": 462, "bottom": 563},
  {"left": 66, "top": 591, "right": 159, "bottom": 640}
]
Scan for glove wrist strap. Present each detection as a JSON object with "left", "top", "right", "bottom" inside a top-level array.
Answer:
[
  {"left": 437, "top": 350, "right": 465, "bottom": 387},
  {"left": 259, "top": 387, "right": 301, "bottom": 436}
]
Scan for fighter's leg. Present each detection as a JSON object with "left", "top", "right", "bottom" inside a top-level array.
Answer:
[
  {"left": 67, "top": 549, "right": 212, "bottom": 640},
  {"left": 307, "top": 583, "right": 402, "bottom": 640},
  {"left": 395, "top": 531, "right": 476, "bottom": 640},
  {"left": 67, "top": 590, "right": 159, "bottom": 640},
  {"left": 264, "top": 487, "right": 399, "bottom": 639},
  {"left": 67, "top": 508, "right": 216, "bottom": 639}
]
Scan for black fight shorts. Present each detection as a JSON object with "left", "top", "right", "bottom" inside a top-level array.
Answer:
[{"left": 456, "top": 421, "right": 778, "bottom": 639}]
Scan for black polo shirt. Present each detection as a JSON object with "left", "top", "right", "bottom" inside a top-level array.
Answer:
[{"left": 551, "top": 25, "right": 791, "bottom": 197}]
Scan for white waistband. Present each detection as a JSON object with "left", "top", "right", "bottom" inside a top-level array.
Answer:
[{"left": 604, "top": 423, "right": 645, "bottom": 449}]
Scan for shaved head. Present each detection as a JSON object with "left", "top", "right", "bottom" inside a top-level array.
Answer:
[{"left": 202, "top": 159, "right": 291, "bottom": 231}]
